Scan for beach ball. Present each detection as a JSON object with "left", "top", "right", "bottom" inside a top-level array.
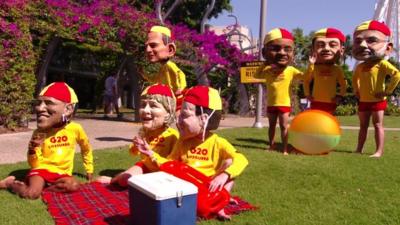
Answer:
[{"left": 288, "top": 110, "right": 341, "bottom": 154}]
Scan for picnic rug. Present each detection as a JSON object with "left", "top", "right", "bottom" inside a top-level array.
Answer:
[{"left": 42, "top": 182, "right": 257, "bottom": 225}]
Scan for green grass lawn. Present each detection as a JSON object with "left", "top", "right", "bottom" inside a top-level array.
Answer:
[
  {"left": 337, "top": 115, "right": 400, "bottom": 128},
  {"left": 1, "top": 128, "right": 400, "bottom": 225}
]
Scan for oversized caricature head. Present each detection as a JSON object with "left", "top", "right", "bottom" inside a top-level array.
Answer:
[
  {"left": 262, "top": 28, "right": 295, "bottom": 68},
  {"left": 352, "top": 20, "right": 393, "bottom": 61},
  {"left": 145, "top": 25, "right": 176, "bottom": 63},
  {"left": 177, "top": 86, "right": 222, "bottom": 140},
  {"left": 34, "top": 82, "right": 78, "bottom": 131},
  {"left": 311, "top": 27, "right": 345, "bottom": 64},
  {"left": 140, "top": 83, "right": 176, "bottom": 132}
]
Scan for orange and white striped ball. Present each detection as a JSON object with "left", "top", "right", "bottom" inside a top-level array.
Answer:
[{"left": 288, "top": 110, "right": 341, "bottom": 155}]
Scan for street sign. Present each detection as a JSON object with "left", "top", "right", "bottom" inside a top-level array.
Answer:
[{"left": 240, "top": 61, "right": 265, "bottom": 83}]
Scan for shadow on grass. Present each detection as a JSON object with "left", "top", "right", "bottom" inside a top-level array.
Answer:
[
  {"left": 332, "top": 148, "right": 354, "bottom": 154},
  {"left": 8, "top": 169, "right": 30, "bottom": 180},
  {"left": 96, "top": 137, "right": 132, "bottom": 142},
  {"left": 98, "top": 169, "right": 125, "bottom": 177},
  {"left": 236, "top": 138, "right": 268, "bottom": 145},
  {"left": 72, "top": 172, "right": 89, "bottom": 180},
  {"left": 105, "top": 214, "right": 130, "bottom": 224},
  {"left": 231, "top": 137, "right": 268, "bottom": 151}
]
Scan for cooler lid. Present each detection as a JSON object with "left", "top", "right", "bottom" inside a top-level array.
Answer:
[{"left": 128, "top": 171, "right": 198, "bottom": 200}]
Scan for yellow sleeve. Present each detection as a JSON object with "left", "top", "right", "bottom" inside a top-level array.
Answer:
[
  {"left": 253, "top": 64, "right": 273, "bottom": 81},
  {"left": 76, "top": 125, "right": 94, "bottom": 174},
  {"left": 382, "top": 61, "right": 400, "bottom": 94},
  {"left": 167, "top": 61, "right": 187, "bottom": 91},
  {"left": 303, "top": 64, "right": 314, "bottom": 96},
  {"left": 293, "top": 66, "right": 304, "bottom": 81},
  {"left": 352, "top": 66, "right": 361, "bottom": 95},
  {"left": 337, "top": 67, "right": 347, "bottom": 96},
  {"left": 176, "top": 69, "right": 186, "bottom": 91},
  {"left": 218, "top": 138, "right": 248, "bottom": 179},
  {"left": 27, "top": 132, "right": 43, "bottom": 168}
]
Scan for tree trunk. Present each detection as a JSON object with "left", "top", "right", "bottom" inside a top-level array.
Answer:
[
  {"left": 35, "top": 37, "right": 61, "bottom": 95},
  {"left": 163, "top": 0, "right": 183, "bottom": 21},
  {"left": 155, "top": 1, "right": 164, "bottom": 24},
  {"left": 233, "top": 74, "right": 250, "bottom": 116},
  {"left": 126, "top": 55, "right": 141, "bottom": 122},
  {"left": 200, "top": 0, "right": 216, "bottom": 33}
]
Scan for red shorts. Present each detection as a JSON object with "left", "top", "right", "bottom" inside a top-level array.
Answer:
[
  {"left": 267, "top": 106, "right": 291, "bottom": 114},
  {"left": 134, "top": 161, "right": 150, "bottom": 173},
  {"left": 358, "top": 100, "right": 387, "bottom": 112},
  {"left": 310, "top": 101, "right": 337, "bottom": 114},
  {"left": 27, "top": 169, "right": 70, "bottom": 184}
]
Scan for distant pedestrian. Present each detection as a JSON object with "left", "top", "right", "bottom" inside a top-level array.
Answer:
[{"left": 103, "top": 73, "right": 121, "bottom": 118}]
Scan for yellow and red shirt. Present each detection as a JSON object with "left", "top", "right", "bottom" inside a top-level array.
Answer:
[
  {"left": 254, "top": 65, "right": 303, "bottom": 107},
  {"left": 304, "top": 64, "right": 347, "bottom": 103},
  {"left": 146, "top": 60, "right": 187, "bottom": 93},
  {"left": 28, "top": 122, "right": 94, "bottom": 176},
  {"left": 152, "top": 133, "right": 248, "bottom": 179},
  {"left": 353, "top": 59, "right": 400, "bottom": 102},
  {"left": 130, "top": 127, "right": 179, "bottom": 172}
]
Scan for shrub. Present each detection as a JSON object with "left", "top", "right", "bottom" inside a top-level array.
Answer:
[
  {"left": 385, "top": 102, "right": 400, "bottom": 116},
  {"left": 335, "top": 104, "right": 357, "bottom": 116}
]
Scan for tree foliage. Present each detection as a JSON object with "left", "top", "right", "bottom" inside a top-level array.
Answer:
[
  {"left": 131, "top": 0, "right": 232, "bottom": 31},
  {"left": 0, "top": 0, "right": 251, "bottom": 129}
]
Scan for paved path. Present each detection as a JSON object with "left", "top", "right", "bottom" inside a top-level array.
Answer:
[{"left": 1, "top": 115, "right": 399, "bottom": 165}]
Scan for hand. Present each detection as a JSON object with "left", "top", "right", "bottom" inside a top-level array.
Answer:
[
  {"left": 86, "top": 173, "right": 93, "bottom": 181},
  {"left": 209, "top": 172, "right": 229, "bottom": 193},
  {"left": 28, "top": 133, "right": 46, "bottom": 152},
  {"left": 111, "top": 173, "right": 131, "bottom": 187},
  {"left": 133, "top": 136, "right": 153, "bottom": 157},
  {"left": 374, "top": 92, "right": 388, "bottom": 98},
  {"left": 309, "top": 52, "right": 317, "bottom": 64}
]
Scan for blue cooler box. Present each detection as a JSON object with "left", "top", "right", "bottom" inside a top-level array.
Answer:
[{"left": 128, "top": 171, "right": 198, "bottom": 225}]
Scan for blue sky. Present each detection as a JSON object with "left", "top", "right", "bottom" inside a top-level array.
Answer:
[{"left": 210, "top": 0, "right": 377, "bottom": 39}]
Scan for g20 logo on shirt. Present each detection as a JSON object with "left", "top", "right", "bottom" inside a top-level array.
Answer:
[
  {"left": 150, "top": 136, "right": 165, "bottom": 143},
  {"left": 190, "top": 147, "right": 208, "bottom": 155},
  {"left": 50, "top": 136, "right": 68, "bottom": 143}
]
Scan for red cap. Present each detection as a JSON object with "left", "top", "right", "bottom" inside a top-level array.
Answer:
[
  {"left": 142, "top": 83, "right": 174, "bottom": 97},
  {"left": 39, "top": 82, "right": 78, "bottom": 104},
  {"left": 355, "top": 20, "right": 391, "bottom": 36},
  {"left": 183, "top": 86, "right": 222, "bottom": 110},
  {"left": 313, "top": 27, "right": 346, "bottom": 43}
]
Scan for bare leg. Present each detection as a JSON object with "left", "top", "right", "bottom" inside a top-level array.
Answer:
[
  {"left": 10, "top": 175, "right": 45, "bottom": 200},
  {"left": 114, "top": 98, "right": 120, "bottom": 116},
  {"left": 355, "top": 111, "right": 371, "bottom": 154},
  {"left": 267, "top": 113, "right": 278, "bottom": 150},
  {"left": 279, "top": 112, "right": 290, "bottom": 155},
  {"left": 46, "top": 177, "right": 80, "bottom": 192},
  {"left": 370, "top": 110, "right": 384, "bottom": 157},
  {"left": 0, "top": 176, "right": 16, "bottom": 189}
]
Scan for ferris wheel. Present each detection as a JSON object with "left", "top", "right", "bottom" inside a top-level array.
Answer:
[{"left": 373, "top": 0, "right": 400, "bottom": 62}]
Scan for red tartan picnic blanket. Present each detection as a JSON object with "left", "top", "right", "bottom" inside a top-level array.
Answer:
[{"left": 42, "top": 182, "right": 257, "bottom": 225}]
